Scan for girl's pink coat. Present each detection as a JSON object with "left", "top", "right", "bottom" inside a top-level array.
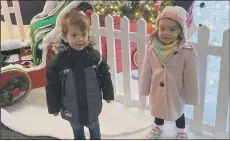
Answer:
[{"left": 139, "top": 40, "right": 200, "bottom": 120}]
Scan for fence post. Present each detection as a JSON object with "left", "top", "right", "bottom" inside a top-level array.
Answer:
[
  {"left": 121, "top": 16, "right": 132, "bottom": 106},
  {"left": 12, "top": 1, "right": 26, "bottom": 40},
  {"left": 1, "top": 1, "right": 15, "bottom": 39},
  {"left": 91, "top": 13, "right": 102, "bottom": 53},
  {"left": 136, "top": 18, "right": 148, "bottom": 109},
  {"left": 192, "top": 26, "right": 210, "bottom": 132},
  {"left": 105, "top": 14, "right": 117, "bottom": 96},
  {"left": 214, "top": 29, "right": 230, "bottom": 139}
]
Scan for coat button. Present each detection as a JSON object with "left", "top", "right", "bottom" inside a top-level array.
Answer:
[
  {"left": 160, "top": 82, "right": 164, "bottom": 87},
  {"left": 174, "top": 51, "right": 178, "bottom": 55}
]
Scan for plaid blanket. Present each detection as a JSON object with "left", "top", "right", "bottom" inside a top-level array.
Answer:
[{"left": 0, "top": 122, "right": 59, "bottom": 140}]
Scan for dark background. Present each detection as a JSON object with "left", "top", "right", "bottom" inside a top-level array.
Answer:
[
  {"left": 1, "top": 0, "right": 46, "bottom": 25},
  {"left": 1, "top": 0, "right": 194, "bottom": 25}
]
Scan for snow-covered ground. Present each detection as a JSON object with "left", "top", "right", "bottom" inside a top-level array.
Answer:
[
  {"left": 1, "top": 0, "right": 228, "bottom": 132},
  {"left": 2, "top": 88, "right": 216, "bottom": 139}
]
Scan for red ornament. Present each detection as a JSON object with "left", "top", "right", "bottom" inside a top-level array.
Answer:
[
  {"left": 85, "top": 10, "right": 93, "bottom": 17},
  {"left": 152, "top": 3, "right": 161, "bottom": 12},
  {"left": 13, "top": 88, "right": 21, "bottom": 96},
  {"left": 156, "top": 5, "right": 161, "bottom": 11},
  {"left": 138, "top": 3, "right": 143, "bottom": 8}
]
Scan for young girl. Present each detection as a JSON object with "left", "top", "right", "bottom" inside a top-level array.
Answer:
[{"left": 139, "top": 6, "right": 200, "bottom": 139}]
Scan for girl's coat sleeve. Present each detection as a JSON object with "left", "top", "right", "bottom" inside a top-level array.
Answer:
[
  {"left": 139, "top": 47, "right": 152, "bottom": 96},
  {"left": 183, "top": 49, "right": 200, "bottom": 105}
]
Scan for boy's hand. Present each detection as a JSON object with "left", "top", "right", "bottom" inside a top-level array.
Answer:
[
  {"left": 106, "top": 100, "right": 112, "bottom": 103},
  {"left": 53, "top": 113, "right": 59, "bottom": 116}
]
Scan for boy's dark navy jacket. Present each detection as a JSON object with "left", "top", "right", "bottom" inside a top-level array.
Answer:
[{"left": 45, "top": 43, "right": 114, "bottom": 125}]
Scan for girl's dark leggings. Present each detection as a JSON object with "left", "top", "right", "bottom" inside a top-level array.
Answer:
[{"left": 155, "top": 113, "right": 185, "bottom": 128}]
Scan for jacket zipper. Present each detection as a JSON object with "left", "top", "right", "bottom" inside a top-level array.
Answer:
[{"left": 62, "top": 71, "right": 68, "bottom": 97}]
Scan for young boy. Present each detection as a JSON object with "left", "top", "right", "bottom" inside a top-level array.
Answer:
[{"left": 45, "top": 10, "right": 114, "bottom": 140}]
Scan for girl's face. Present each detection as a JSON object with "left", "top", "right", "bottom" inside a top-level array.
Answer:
[
  {"left": 64, "top": 25, "right": 89, "bottom": 50},
  {"left": 158, "top": 19, "right": 181, "bottom": 45}
]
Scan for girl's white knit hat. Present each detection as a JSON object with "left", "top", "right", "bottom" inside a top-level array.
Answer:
[{"left": 155, "top": 6, "right": 187, "bottom": 38}]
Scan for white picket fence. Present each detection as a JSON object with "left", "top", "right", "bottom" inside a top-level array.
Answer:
[
  {"left": 1, "top": 1, "right": 229, "bottom": 139},
  {"left": 1, "top": 1, "right": 26, "bottom": 40},
  {"left": 187, "top": 28, "right": 229, "bottom": 138},
  {"left": 91, "top": 13, "right": 230, "bottom": 138}
]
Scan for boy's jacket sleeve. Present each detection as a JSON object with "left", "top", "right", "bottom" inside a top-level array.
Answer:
[
  {"left": 99, "top": 57, "right": 115, "bottom": 100},
  {"left": 45, "top": 59, "right": 62, "bottom": 114}
]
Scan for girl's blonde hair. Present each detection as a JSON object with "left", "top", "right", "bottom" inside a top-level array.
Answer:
[{"left": 149, "top": 20, "right": 184, "bottom": 41}]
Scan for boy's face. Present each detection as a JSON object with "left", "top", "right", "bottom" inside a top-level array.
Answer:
[
  {"left": 158, "top": 19, "right": 181, "bottom": 45},
  {"left": 64, "top": 25, "right": 89, "bottom": 50}
]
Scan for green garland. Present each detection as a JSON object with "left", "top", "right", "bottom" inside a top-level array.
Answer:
[
  {"left": 93, "top": 0, "right": 174, "bottom": 23},
  {"left": 0, "top": 75, "right": 30, "bottom": 107},
  {"left": 0, "top": 77, "right": 25, "bottom": 104}
]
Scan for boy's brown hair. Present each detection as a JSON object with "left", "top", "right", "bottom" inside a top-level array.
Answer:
[{"left": 60, "top": 10, "right": 90, "bottom": 38}]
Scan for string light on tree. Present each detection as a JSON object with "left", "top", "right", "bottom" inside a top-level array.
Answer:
[
  {"left": 150, "top": 17, "right": 154, "bottom": 22},
  {"left": 93, "top": 0, "right": 173, "bottom": 23}
]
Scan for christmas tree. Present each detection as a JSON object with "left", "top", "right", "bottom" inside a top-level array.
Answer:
[{"left": 92, "top": 0, "right": 174, "bottom": 24}]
